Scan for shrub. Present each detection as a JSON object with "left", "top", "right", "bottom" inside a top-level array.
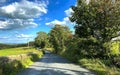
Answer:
[{"left": 110, "top": 41, "right": 120, "bottom": 56}]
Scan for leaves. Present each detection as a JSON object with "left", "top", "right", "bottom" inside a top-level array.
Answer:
[
  {"left": 49, "top": 24, "right": 72, "bottom": 54},
  {"left": 34, "top": 32, "right": 50, "bottom": 48}
]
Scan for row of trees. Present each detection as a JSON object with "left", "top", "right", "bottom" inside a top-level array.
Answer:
[
  {"left": 0, "top": 43, "right": 27, "bottom": 50},
  {"left": 34, "top": 0, "right": 120, "bottom": 66},
  {"left": 34, "top": 25, "right": 72, "bottom": 52},
  {"left": 69, "top": 0, "right": 120, "bottom": 57}
]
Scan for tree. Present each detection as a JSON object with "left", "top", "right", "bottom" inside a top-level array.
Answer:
[
  {"left": 70, "top": 0, "right": 120, "bottom": 56},
  {"left": 34, "top": 32, "right": 50, "bottom": 48},
  {"left": 49, "top": 24, "right": 72, "bottom": 54}
]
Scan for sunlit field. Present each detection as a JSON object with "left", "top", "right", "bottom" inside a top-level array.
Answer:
[{"left": 0, "top": 47, "right": 40, "bottom": 56}]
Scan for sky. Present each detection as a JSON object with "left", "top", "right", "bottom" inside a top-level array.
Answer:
[{"left": 0, "top": 0, "right": 76, "bottom": 44}]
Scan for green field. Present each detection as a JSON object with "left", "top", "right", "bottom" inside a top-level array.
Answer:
[{"left": 0, "top": 47, "right": 40, "bottom": 56}]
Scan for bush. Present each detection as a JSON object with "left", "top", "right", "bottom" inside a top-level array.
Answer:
[
  {"left": 62, "top": 37, "right": 80, "bottom": 62},
  {"left": 110, "top": 41, "right": 120, "bottom": 55},
  {"left": 2, "top": 60, "right": 24, "bottom": 75},
  {"left": 111, "top": 56, "right": 120, "bottom": 68},
  {"left": 61, "top": 36, "right": 100, "bottom": 62}
]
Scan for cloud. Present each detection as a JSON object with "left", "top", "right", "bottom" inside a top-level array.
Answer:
[
  {"left": 0, "top": 19, "right": 37, "bottom": 29},
  {"left": 0, "top": 20, "right": 8, "bottom": 29},
  {"left": 64, "top": 8, "right": 73, "bottom": 17},
  {"left": 46, "top": 17, "right": 73, "bottom": 26},
  {"left": 0, "top": 36, "right": 8, "bottom": 39},
  {"left": 46, "top": 8, "right": 74, "bottom": 26},
  {"left": 0, "top": 33, "right": 35, "bottom": 43},
  {"left": 0, "top": 0, "right": 48, "bottom": 30},
  {"left": 16, "top": 34, "right": 34, "bottom": 38}
]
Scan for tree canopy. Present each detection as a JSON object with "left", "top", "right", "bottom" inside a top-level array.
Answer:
[
  {"left": 70, "top": 0, "right": 120, "bottom": 42},
  {"left": 34, "top": 31, "right": 49, "bottom": 48},
  {"left": 49, "top": 24, "right": 72, "bottom": 54},
  {"left": 69, "top": 0, "right": 120, "bottom": 56}
]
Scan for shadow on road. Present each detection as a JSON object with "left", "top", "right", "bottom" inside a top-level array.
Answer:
[
  {"left": 18, "top": 67, "right": 94, "bottom": 75},
  {"left": 17, "top": 52, "right": 95, "bottom": 75},
  {"left": 38, "top": 53, "right": 71, "bottom": 64},
  {"left": 33, "top": 65, "right": 95, "bottom": 75}
]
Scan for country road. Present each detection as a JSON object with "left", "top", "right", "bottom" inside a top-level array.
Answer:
[{"left": 17, "top": 51, "right": 95, "bottom": 75}]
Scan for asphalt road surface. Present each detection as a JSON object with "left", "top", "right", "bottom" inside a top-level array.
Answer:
[{"left": 17, "top": 51, "right": 95, "bottom": 75}]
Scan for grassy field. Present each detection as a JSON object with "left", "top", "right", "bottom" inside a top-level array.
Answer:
[{"left": 0, "top": 47, "right": 40, "bottom": 56}]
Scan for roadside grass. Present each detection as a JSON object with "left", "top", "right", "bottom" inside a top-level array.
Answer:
[
  {"left": 44, "top": 48, "right": 54, "bottom": 52},
  {"left": 79, "top": 58, "right": 120, "bottom": 75},
  {"left": 0, "top": 47, "right": 41, "bottom": 56}
]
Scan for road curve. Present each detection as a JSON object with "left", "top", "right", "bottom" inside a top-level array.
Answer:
[{"left": 17, "top": 51, "right": 95, "bottom": 75}]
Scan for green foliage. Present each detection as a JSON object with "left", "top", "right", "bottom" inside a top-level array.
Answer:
[
  {"left": 112, "top": 56, "right": 120, "bottom": 68},
  {"left": 78, "top": 36, "right": 100, "bottom": 57},
  {"left": 49, "top": 24, "right": 72, "bottom": 54},
  {"left": 70, "top": 0, "right": 120, "bottom": 56},
  {"left": 0, "top": 48, "right": 43, "bottom": 75},
  {"left": 70, "top": 0, "right": 120, "bottom": 41},
  {"left": 110, "top": 41, "right": 120, "bottom": 55},
  {"left": 32, "top": 0, "right": 120, "bottom": 74},
  {"left": 2, "top": 60, "right": 24, "bottom": 75},
  {"left": 34, "top": 31, "right": 50, "bottom": 48},
  {"left": 79, "top": 58, "right": 120, "bottom": 75},
  {"left": 62, "top": 36, "right": 80, "bottom": 62}
]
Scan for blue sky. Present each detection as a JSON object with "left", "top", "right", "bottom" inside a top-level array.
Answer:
[{"left": 0, "top": 0, "right": 76, "bottom": 44}]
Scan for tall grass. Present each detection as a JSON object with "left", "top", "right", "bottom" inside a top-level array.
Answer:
[{"left": 79, "top": 58, "right": 120, "bottom": 75}]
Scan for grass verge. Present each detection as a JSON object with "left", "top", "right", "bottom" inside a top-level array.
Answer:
[{"left": 78, "top": 58, "right": 120, "bottom": 75}]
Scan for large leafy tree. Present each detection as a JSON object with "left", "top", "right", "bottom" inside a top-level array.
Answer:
[
  {"left": 49, "top": 24, "right": 72, "bottom": 54},
  {"left": 70, "top": 0, "right": 120, "bottom": 41},
  {"left": 70, "top": 0, "right": 120, "bottom": 56},
  {"left": 34, "top": 32, "right": 50, "bottom": 48}
]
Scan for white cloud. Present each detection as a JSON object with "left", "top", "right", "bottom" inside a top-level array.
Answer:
[
  {"left": 0, "top": 19, "right": 37, "bottom": 30},
  {"left": 64, "top": 8, "right": 73, "bottom": 17},
  {"left": 46, "top": 17, "right": 73, "bottom": 26},
  {"left": 0, "top": 20, "right": 8, "bottom": 29},
  {"left": 0, "top": 0, "right": 47, "bottom": 19},
  {"left": 46, "top": 8, "right": 74, "bottom": 26},
  {"left": 0, "top": 0, "right": 47, "bottom": 30},
  {"left": 0, "top": 36, "right": 8, "bottom": 39},
  {"left": 16, "top": 34, "right": 34, "bottom": 38}
]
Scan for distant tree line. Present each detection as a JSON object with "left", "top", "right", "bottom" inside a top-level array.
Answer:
[{"left": 0, "top": 43, "right": 27, "bottom": 50}]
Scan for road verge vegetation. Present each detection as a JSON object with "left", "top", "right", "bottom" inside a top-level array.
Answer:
[{"left": 0, "top": 47, "right": 43, "bottom": 75}]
